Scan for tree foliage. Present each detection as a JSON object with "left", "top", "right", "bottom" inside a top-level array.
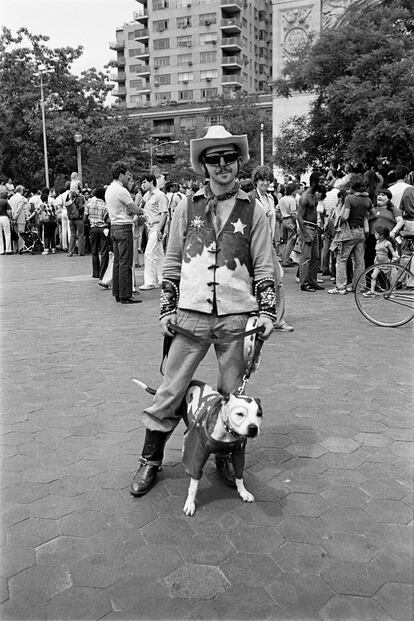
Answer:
[
  {"left": 273, "top": 0, "right": 414, "bottom": 169},
  {"left": 0, "top": 28, "right": 149, "bottom": 188}
]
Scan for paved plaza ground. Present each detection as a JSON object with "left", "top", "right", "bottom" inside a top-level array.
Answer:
[{"left": 0, "top": 253, "right": 413, "bottom": 621}]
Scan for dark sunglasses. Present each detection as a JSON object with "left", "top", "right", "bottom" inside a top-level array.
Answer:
[{"left": 203, "top": 151, "right": 239, "bottom": 166}]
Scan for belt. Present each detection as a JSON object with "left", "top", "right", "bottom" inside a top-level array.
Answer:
[
  {"left": 303, "top": 221, "right": 318, "bottom": 228},
  {"left": 349, "top": 225, "right": 363, "bottom": 229}
]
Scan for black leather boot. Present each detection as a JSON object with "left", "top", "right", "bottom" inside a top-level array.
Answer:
[
  {"left": 215, "top": 454, "right": 237, "bottom": 488},
  {"left": 130, "top": 429, "right": 169, "bottom": 497}
]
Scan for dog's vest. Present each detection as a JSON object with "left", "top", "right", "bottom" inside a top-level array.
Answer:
[
  {"left": 182, "top": 393, "right": 246, "bottom": 481},
  {"left": 179, "top": 194, "right": 258, "bottom": 315}
]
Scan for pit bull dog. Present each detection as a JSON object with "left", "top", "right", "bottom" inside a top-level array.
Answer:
[{"left": 180, "top": 380, "right": 262, "bottom": 516}]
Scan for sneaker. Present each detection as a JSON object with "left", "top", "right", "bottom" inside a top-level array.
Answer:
[
  {"left": 317, "top": 277, "right": 324, "bottom": 283},
  {"left": 67, "top": 252, "right": 73, "bottom": 257},
  {"left": 345, "top": 286, "right": 354, "bottom": 292},
  {"left": 327, "top": 287, "right": 347, "bottom": 295},
  {"left": 42, "top": 249, "right": 49, "bottom": 255},
  {"left": 295, "top": 276, "right": 300, "bottom": 283},
  {"left": 363, "top": 291, "right": 379, "bottom": 297},
  {"left": 330, "top": 276, "right": 336, "bottom": 281},
  {"left": 139, "top": 284, "right": 157, "bottom": 291},
  {"left": 51, "top": 248, "right": 56, "bottom": 254},
  {"left": 273, "top": 320, "right": 294, "bottom": 332}
]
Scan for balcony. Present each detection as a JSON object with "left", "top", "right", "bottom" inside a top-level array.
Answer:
[
  {"left": 112, "top": 86, "right": 126, "bottom": 97},
  {"left": 221, "top": 55, "right": 242, "bottom": 69},
  {"left": 220, "top": 18, "right": 242, "bottom": 34},
  {"left": 136, "top": 48, "right": 150, "bottom": 60},
  {"left": 117, "top": 56, "right": 126, "bottom": 66},
  {"left": 220, "top": 0, "right": 242, "bottom": 12},
  {"left": 134, "top": 0, "right": 148, "bottom": 5},
  {"left": 135, "top": 28, "right": 149, "bottom": 42},
  {"left": 137, "top": 84, "right": 151, "bottom": 93},
  {"left": 221, "top": 74, "right": 242, "bottom": 87},
  {"left": 135, "top": 65, "right": 150, "bottom": 76},
  {"left": 151, "top": 127, "right": 175, "bottom": 138},
  {"left": 221, "top": 37, "right": 242, "bottom": 52},
  {"left": 110, "top": 71, "right": 126, "bottom": 82},
  {"left": 109, "top": 40, "right": 125, "bottom": 51},
  {"left": 133, "top": 9, "right": 148, "bottom": 23}
]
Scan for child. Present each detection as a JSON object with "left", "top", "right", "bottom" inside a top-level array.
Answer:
[
  {"left": 363, "top": 226, "right": 399, "bottom": 297},
  {"left": 69, "top": 172, "right": 81, "bottom": 193}
]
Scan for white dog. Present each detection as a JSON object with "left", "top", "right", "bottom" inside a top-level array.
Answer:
[{"left": 180, "top": 380, "right": 263, "bottom": 516}]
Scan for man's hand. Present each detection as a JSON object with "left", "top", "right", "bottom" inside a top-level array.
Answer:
[
  {"left": 257, "top": 315, "right": 274, "bottom": 340},
  {"left": 160, "top": 313, "right": 177, "bottom": 337}
]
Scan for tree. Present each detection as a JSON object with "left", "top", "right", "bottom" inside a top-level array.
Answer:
[
  {"left": 273, "top": 0, "right": 414, "bottom": 169},
  {"left": 207, "top": 94, "right": 273, "bottom": 175},
  {"left": 0, "top": 28, "right": 149, "bottom": 188}
]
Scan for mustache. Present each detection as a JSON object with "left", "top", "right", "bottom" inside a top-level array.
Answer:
[{"left": 216, "top": 167, "right": 232, "bottom": 173}]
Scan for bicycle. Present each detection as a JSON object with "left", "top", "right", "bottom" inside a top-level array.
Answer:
[{"left": 354, "top": 231, "right": 414, "bottom": 327}]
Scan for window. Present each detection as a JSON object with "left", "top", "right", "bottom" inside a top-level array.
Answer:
[
  {"left": 206, "top": 114, "right": 221, "bottom": 125},
  {"left": 154, "top": 38, "right": 170, "bottom": 50},
  {"left": 177, "top": 16, "right": 191, "bottom": 29},
  {"left": 199, "top": 13, "right": 216, "bottom": 26},
  {"left": 154, "top": 119, "right": 174, "bottom": 132},
  {"left": 129, "top": 64, "right": 142, "bottom": 72},
  {"left": 153, "top": 0, "right": 168, "bottom": 9},
  {"left": 177, "top": 53, "right": 192, "bottom": 65},
  {"left": 200, "top": 33, "right": 217, "bottom": 45},
  {"left": 200, "top": 69, "right": 217, "bottom": 79},
  {"left": 177, "top": 35, "right": 192, "bottom": 47},
  {"left": 178, "top": 72, "right": 193, "bottom": 82},
  {"left": 180, "top": 116, "right": 197, "bottom": 129},
  {"left": 154, "top": 56, "right": 170, "bottom": 68},
  {"left": 128, "top": 30, "right": 140, "bottom": 40},
  {"left": 130, "top": 79, "right": 143, "bottom": 89},
  {"left": 178, "top": 90, "right": 193, "bottom": 101},
  {"left": 200, "top": 51, "right": 216, "bottom": 63},
  {"left": 157, "top": 74, "right": 171, "bottom": 85},
  {"left": 155, "top": 92, "right": 171, "bottom": 102},
  {"left": 176, "top": 0, "right": 190, "bottom": 6},
  {"left": 128, "top": 48, "right": 141, "bottom": 57},
  {"left": 153, "top": 19, "right": 169, "bottom": 32},
  {"left": 199, "top": 0, "right": 211, "bottom": 4},
  {"left": 201, "top": 88, "right": 218, "bottom": 99}
]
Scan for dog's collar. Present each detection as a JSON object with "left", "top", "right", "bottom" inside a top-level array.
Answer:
[{"left": 223, "top": 421, "right": 241, "bottom": 438}]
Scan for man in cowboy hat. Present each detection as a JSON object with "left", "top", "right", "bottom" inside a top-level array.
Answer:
[{"left": 130, "top": 125, "right": 277, "bottom": 497}]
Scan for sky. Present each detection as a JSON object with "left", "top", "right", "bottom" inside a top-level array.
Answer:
[{"left": 2, "top": 0, "right": 137, "bottom": 75}]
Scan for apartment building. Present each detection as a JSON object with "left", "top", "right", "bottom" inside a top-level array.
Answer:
[{"left": 110, "top": 0, "right": 272, "bottom": 110}]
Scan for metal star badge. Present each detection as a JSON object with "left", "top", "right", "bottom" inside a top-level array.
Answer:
[
  {"left": 232, "top": 218, "right": 247, "bottom": 235},
  {"left": 190, "top": 216, "right": 205, "bottom": 230}
]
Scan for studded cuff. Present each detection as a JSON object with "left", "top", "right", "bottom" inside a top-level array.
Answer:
[
  {"left": 254, "top": 278, "right": 277, "bottom": 321},
  {"left": 160, "top": 278, "right": 180, "bottom": 319}
]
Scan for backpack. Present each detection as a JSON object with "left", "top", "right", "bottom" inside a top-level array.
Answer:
[{"left": 66, "top": 196, "right": 79, "bottom": 220}]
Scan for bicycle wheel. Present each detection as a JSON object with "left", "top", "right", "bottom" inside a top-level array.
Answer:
[{"left": 355, "top": 264, "right": 414, "bottom": 327}]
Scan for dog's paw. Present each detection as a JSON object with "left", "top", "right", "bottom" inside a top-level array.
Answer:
[
  {"left": 183, "top": 499, "right": 196, "bottom": 516},
  {"left": 239, "top": 489, "right": 255, "bottom": 503}
]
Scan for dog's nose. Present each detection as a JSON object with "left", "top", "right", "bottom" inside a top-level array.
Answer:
[{"left": 247, "top": 424, "right": 258, "bottom": 437}]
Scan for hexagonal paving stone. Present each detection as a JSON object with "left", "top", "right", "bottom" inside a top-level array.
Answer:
[
  {"left": 221, "top": 552, "right": 281, "bottom": 587},
  {"left": 29, "top": 495, "right": 77, "bottom": 519},
  {"left": 8, "top": 564, "right": 72, "bottom": 605},
  {"left": 140, "top": 516, "right": 195, "bottom": 545},
  {"left": 22, "top": 465, "right": 67, "bottom": 484},
  {"left": 69, "top": 553, "right": 129, "bottom": 588},
  {"left": 364, "top": 499, "right": 413, "bottom": 524},
  {"left": 2, "top": 482, "right": 50, "bottom": 504},
  {"left": 89, "top": 525, "right": 145, "bottom": 559},
  {"left": 361, "top": 477, "right": 410, "bottom": 501},
  {"left": 105, "top": 501, "right": 158, "bottom": 530},
  {"left": 320, "top": 437, "right": 360, "bottom": 453},
  {"left": 108, "top": 575, "right": 170, "bottom": 611},
  {"left": 273, "top": 542, "right": 329, "bottom": 574},
  {"left": 286, "top": 442, "right": 328, "bottom": 458},
  {"left": 354, "top": 433, "right": 391, "bottom": 447},
  {"left": 164, "top": 563, "right": 229, "bottom": 599},
  {"left": 278, "top": 515, "right": 331, "bottom": 545},
  {"left": 320, "top": 594, "right": 392, "bottom": 620},
  {"left": 226, "top": 525, "right": 284, "bottom": 556},
  {"left": 321, "top": 485, "right": 370, "bottom": 508},
  {"left": 59, "top": 509, "right": 109, "bottom": 537},
  {"left": 374, "top": 581, "right": 413, "bottom": 621},
  {"left": 6, "top": 517, "right": 59, "bottom": 548},
  {"left": 280, "top": 492, "right": 330, "bottom": 517},
  {"left": 36, "top": 536, "right": 93, "bottom": 566},
  {"left": 389, "top": 441, "right": 414, "bottom": 458},
  {"left": 267, "top": 572, "right": 333, "bottom": 611},
  {"left": 321, "top": 533, "right": 379, "bottom": 563},
  {"left": 45, "top": 585, "right": 112, "bottom": 620},
  {"left": 321, "top": 559, "right": 386, "bottom": 596},
  {"left": 0, "top": 544, "right": 35, "bottom": 578},
  {"left": 72, "top": 489, "right": 125, "bottom": 512},
  {"left": 178, "top": 532, "right": 235, "bottom": 565},
  {"left": 124, "top": 543, "right": 183, "bottom": 577},
  {"left": 320, "top": 507, "right": 375, "bottom": 535},
  {"left": 367, "top": 523, "right": 414, "bottom": 557},
  {"left": 284, "top": 473, "right": 328, "bottom": 494},
  {"left": 236, "top": 499, "right": 285, "bottom": 525},
  {"left": 209, "top": 584, "right": 280, "bottom": 620},
  {"left": 1, "top": 503, "right": 29, "bottom": 528},
  {"left": 369, "top": 551, "right": 413, "bottom": 584}
]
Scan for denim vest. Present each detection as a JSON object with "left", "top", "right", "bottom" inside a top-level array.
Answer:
[{"left": 179, "top": 194, "right": 258, "bottom": 315}]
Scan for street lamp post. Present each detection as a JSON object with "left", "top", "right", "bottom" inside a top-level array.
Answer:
[
  {"left": 73, "top": 133, "right": 83, "bottom": 187},
  {"left": 260, "top": 123, "right": 264, "bottom": 166},
  {"left": 35, "top": 68, "right": 53, "bottom": 188},
  {"left": 149, "top": 139, "right": 179, "bottom": 168}
]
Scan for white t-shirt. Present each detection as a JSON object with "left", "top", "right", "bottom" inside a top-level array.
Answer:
[
  {"left": 105, "top": 180, "right": 134, "bottom": 226},
  {"left": 389, "top": 181, "right": 411, "bottom": 210},
  {"left": 143, "top": 188, "right": 168, "bottom": 230}
]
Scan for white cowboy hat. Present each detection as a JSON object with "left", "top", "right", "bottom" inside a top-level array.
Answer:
[{"left": 190, "top": 125, "right": 249, "bottom": 176}]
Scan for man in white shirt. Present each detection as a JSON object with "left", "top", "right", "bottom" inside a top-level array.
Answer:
[
  {"left": 389, "top": 165, "right": 412, "bottom": 210},
  {"left": 139, "top": 174, "right": 169, "bottom": 291},
  {"left": 9, "top": 185, "right": 27, "bottom": 253},
  {"left": 105, "top": 161, "right": 142, "bottom": 304}
]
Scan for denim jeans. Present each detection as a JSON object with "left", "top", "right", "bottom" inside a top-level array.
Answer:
[
  {"left": 282, "top": 219, "right": 297, "bottom": 265},
  {"left": 69, "top": 219, "right": 85, "bottom": 255},
  {"left": 299, "top": 226, "right": 319, "bottom": 288},
  {"left": 111, "top": 224, "right": 133, "bottom": 300},
  {"left": 89, "top": 227, "right": 110, "bottom": 279},
  {"left": 336, "top": 228, "right": 365, "bottom": 289},
  {"left": 142, "top": 310, "right": 249, "bottom": 433}
]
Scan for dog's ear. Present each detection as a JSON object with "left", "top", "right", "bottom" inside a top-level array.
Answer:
[{"left": 255, "top": 398, "right": 263, "bottom": 417}]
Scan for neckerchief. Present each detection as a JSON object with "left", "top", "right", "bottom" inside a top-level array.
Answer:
[{"left": 204, "top": 182, "right": 239, "bottom": 214}]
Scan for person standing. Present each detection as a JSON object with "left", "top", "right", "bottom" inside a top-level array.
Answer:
[
  {"left": 139, "top": 174, "right": 169, "bottom": 291},
  {"left": 130, "top": 125, "right": 275, "bottom": 497},
  {"left": 66, "top": 190, "right": 85, "bottom": 257},
  {"left": 84, "top": 187, "right": 110, "bottom": 282},
  {"left": 105, "top": 161, "right": 142, "bottom": 304},
  {"left": 297, "top": 172, "right": 326, "bottom": 292},
  {"left": 9, "top": 185, "right": 27, "bottom": 254},
  {"left": 0, "top": 192, "right": 12, "bottom": 254},
  {"left": 278, "top": 183, "right": 298, "bottom": 268},
  {"left": 39, "top": 191, "right": 57, "bottom": 254}
]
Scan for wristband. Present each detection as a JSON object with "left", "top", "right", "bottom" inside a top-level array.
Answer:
[
  {"left": 160, "top": 278, "right": 180, "bottom": 319},
  {"left": 254, "top": 278, "right": 277, "bottom": 321}
]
